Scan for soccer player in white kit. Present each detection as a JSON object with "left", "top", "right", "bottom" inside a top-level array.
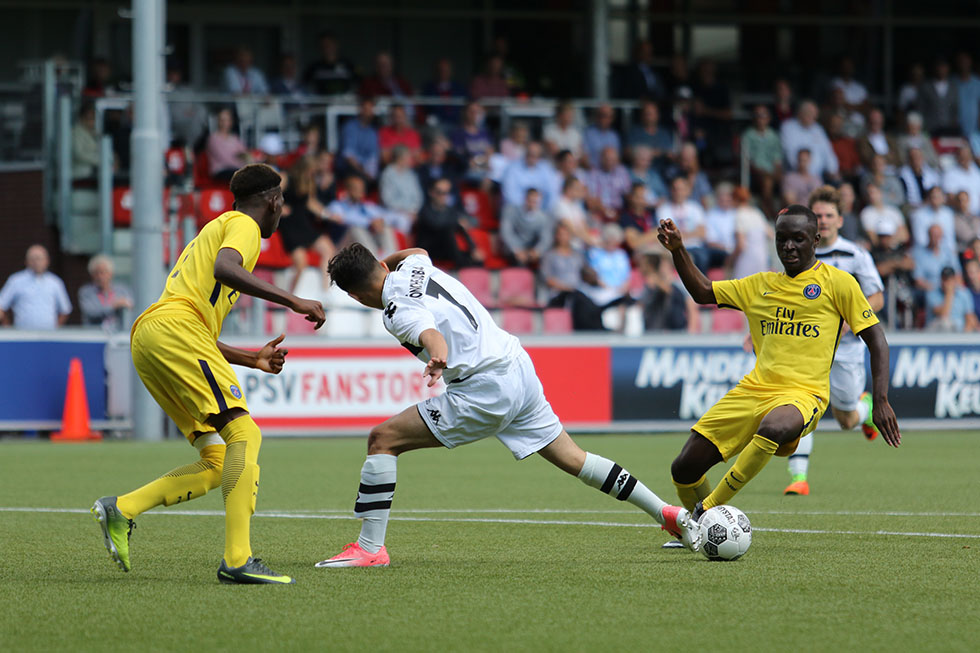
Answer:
[
  {"left": 315, "top": 244, "right": 702, "bottom": 567},
  {"left": 783, "top": 186, "right": 884, "bottom": 496}
]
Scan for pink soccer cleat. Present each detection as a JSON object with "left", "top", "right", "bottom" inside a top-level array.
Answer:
[
  {"left": 660, "top": 505, "right": 703, "bottom": 552},
  {"left": 314, "top": 542, "right": 390, "bottom": 568}
]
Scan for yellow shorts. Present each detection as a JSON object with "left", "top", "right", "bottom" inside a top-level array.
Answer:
[
  {"left": 692, "top": 383, "right": 826, "bottom": 461},
  {"left": 131, "top": 306, "right": 248, "bottom": 440}
]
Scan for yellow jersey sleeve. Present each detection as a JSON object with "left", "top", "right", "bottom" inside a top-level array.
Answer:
[
  {"left": 712, "top": 274, "right": 761, "bottom": 311},
  {"left": 219, "top": 211, "right": 261, "bottom": 270},
  {"left": 832, "top": 268, "right": 879, "bottom": 335}
]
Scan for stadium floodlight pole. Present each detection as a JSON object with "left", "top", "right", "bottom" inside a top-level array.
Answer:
[
  {"left": 591, "top": 0, "right": 610, "bottom": 100},
  {"left": 130, "top": 0, "right": 166, "bottom": 441}
]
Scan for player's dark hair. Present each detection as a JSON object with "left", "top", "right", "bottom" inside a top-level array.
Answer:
[
  {"left": 777, "top": 204, "right": 818, "bottom": 231},
  {"left": 328, "top": 243, "right": 381, "bottom": 293},
  {"left": 229, "top": 163, "right": 282, "bottom": 202},
  {"left": 807, "top": 185, "right": 841, "bottom": 215}
]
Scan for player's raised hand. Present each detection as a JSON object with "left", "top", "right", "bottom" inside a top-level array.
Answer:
[
  {"left": 423, "top": 356, "right": 447, "bottom": 387},
  {"left": 873, "top": 399, "right": 902, "bottom": 447},
  {"left": 256, "top": 333, "right": 288, "bottom": 374},
  {"left": 292, "top": 297, "right": 326, "bottom": 329},
  {"left": 657, "top": 219, "right": 684, "bottom": 251}
]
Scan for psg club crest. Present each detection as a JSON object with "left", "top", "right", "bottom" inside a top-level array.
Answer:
[
  {"left": 230, "top": 385, "right": 242, "bottom": 399},
  {"left": 803, "top": 284, "right": 822, "bottom": 300}
]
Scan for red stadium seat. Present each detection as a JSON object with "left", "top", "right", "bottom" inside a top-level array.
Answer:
[
  {"left": 112, "top": 187, "right": 133, "bottom": 227},
  {"left": 165, "top": 147, "right": 187, "bottom": 177},
  {"left": 461, "top": 189, "right": 498, "bottom": 230},
  {"left": 198, "top": 189, "right": 234, "bottom": 227},
  {"left": 257, "top": 232, "right": 295, "bottom": 269},
  {"left": 192, "top": 150, "right": 223, "bottom": 190},
  {"left": 706, "top": 267, "right": 727, "bottom": 282},
  {"left": 458, "top": 268, "right": 494, "bottom": 307},
  {"left": 711, "top": 309, "right": 746, "bottom": 333},
  {"left": 542, "top": 307, "right": 573, "bottom": 333},
  {"left": 501, "top": 308, "right": 535, "bottom": 334},
  {"left": 497, "top": 267, "right": 537, "bottom": 307},
  {"left": 469, "top": 228, "right": 508, "bottom": 270}
]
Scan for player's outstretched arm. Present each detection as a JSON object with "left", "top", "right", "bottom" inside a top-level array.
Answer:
[
  {"left": 858, "top": 324, "right": 901, "bottom": 447},
  {"left": 217, "top": 334, "right": 288, "bottom": 374},
  {"left": 419, "top": 328, "right": 448, "bottom": 387},
  {"left": 214, "top": 247, "right": 325, "bottom": 328},
  {"left": 382, "top": 248, "right": 429, "bottom": 272},
  {"left": 657, "top": 219, "right": 715, "bottom": 304}
]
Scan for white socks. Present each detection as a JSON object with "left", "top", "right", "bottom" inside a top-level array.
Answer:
[
  {"left": 788, "top": 433, "right": 814, "bottom": 478},
  {"left": 577, "top": 452, "right": 669, "bottom": 524},
  {"left": 856, "top": 399, "right": 870, "bottom": 425},
  {"left": 354, "top": 454, "right": 397, "bottom": 553}
]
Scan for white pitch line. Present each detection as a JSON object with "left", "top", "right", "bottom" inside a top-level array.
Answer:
[{"left": 5, "top": 506, "right": 980, "bottom": 540}]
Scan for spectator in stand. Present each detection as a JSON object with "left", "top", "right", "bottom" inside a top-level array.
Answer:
[
  {"left": 943, "top": 145, "right": 980, "bottom": 215},
  {"left": 583, "top": 104, "right": 621, "bottom": 168},
  {"left": 671, "top": 86, "right": 695, "bottom": 145},
  {"left": 283, "top": 122, "right": 323, "bottom": 170},
  {"left": 628, "top": 146, "right": 668, "bottom": 205},
  {"left": 500, "top": 121, "right": 531, "bottom": 162},
  {"left": 414, "top": 177, "right": 480, "bottom": 268},
  {"left": 897, "top": 111, "right": 940, "bottom": 167},
  {"left": 637, "top": 252, "right": 694, "bottom": 331},
  {"left": 540, "top": 222, "right": 604, "bottom": 330},
  {"left": 553, "top": 176, "right": 596, "bottom": 249},
  {"left": 583, "top": 145, "right": 632, "bottom": 220},
  {"left": 871, "top": 220, "right": 916, "bottom": 325},
  {"left": 326, "top": 176, "right": 397, "bottom": 257},
  {"left": 421, "top": 58, "right": 466, "bottom": 126},
  {"left": 380, "top": 145, "right": 424, "bottom": 225},
  {"left": 223, "top": 47, "right": 268, "bottom": 95},
  {"left": 627, "top": 100, "right": 675, "bottom": 165},
  {"left": 780, "top": 100, "right": 840, "bottom": 182},
  {"left": 771, "top": 78, "right": 795, "bottom": 126},
  {"left": 830, "top": 56, "right": 870, "bottom": 115},
  {"left": 543, "top": 102, "right": 584, "bottom": 159},
  {"left": 914, "top": 224, "right": 961, "bottom": 297},
  {"left": 965, "top": 258, "right": 980, "bottom": 322},
  {"left": 952, "top": 190, "right": 980, "bottom": 254},
  {"left": 858, "top": 108, "right": 901, "bottom": 170},
  {"left": 378, "top": 103, "right": 422, "bottom": 166},
  {"left": 825, "top": 113, "right": 861, "bottom": 180},
  {"left": 620, "top": 182, "right": 658, "bottom": 254},
  {"left": 919, "top": 58, "right": 959, "bottom": 135},
  {"left": 78, "top": 255, "right": 132, "bottom": 331},
  {"left": 898, "top": 63, "right": 925, "bottom": 115},
  {"left": 911, "top": 186, "right": 955, "bottom": 251},
  {"left": 270, "top": 53, "right": 306, "bottom": 103},
  {"left": 0, "top": 245, "right": 71, "bottom": 330},
  {"left": 470, "top": 54, "right": 510, "bottom": 100},
  {"left": 926, "top": 266, "right": 977, "bottom": 331},
  {"left": 500, "top": 188, "right": 553, "bottom": 267},
  {"left": 280, "top": 156, "right": 337, "bottom": 291},
  {"left": 955, "top": 52, "right": 980, "bottom": 148},
  {"left": 862, "top": 182, "right": 910, "bottom": 247},
  {"left": 501, "top": 142, "right": 555, "bottom": 210},
  {"left": 692, "top": 58, "right": 734, "bottom": 166},
  {"left": 742, "top": 104, "right": 783, "bottom": 218},
  {"left": 782, "top": 149, "right": 823, "bottom": 205},
  {"left": 899, "top": 146, "right": 941, "bottom": 208},
  {"left": 416, "top": 136, "right": 461, "bottom": 202},
  {"left": 554, "top": 148, "right": 587, "bottom": 186},
  {"left": 838, "top": 182, "right": 865, "bottom": 243},
  {"left": 165, "top": 64, "right": 208, "bottom": 149},
  {"left": 71, "top": 102, "right": 101, "bottom": 181},
  {"left": 666, "top": 54, "right": 692, "bottom": 103},
  {"left": 820, "top": 86, "right": 865, "bottom": 139},
  {"left": 490, "top": 35, "right": 526, "bottom": 95},
  {"left": 704, "top": 182, "right": 737, "bottom": 269},
  {"left": 340, "top": 96, "right": 380, "bottom": 181},
  {"left": 620, "top": 39, "right": 664, "bottom": 101},
  {"left": 304, "top": 32, "right": 356, "bottom": 95},
  {"left": 861, "top": 153, "right": 906, "bottom": 208},
  {"left": 731, "top": 186, "right": 773, "bottom": 279},
  {"left": 582, "top": 224, "right": 632, "bottom": 328},
  {"left": 206, "top": 107, "right": 248, "bottom": 182},
  {"left": 669, "top": 142, "right": 712, "bottom": 206},
  {"left": 314, "top": 150, "right": 338, "bottom": 205},
  {"left": 658, "top": 176, "right": 709, "bottom": 271},
  {"left": 359, "top": 51, "right": 413, "bottom": 102},
  {"left": 83, "top": 58, "right": 116, "bottom": 98},
  {"left": 450, "top": 100, "right": 494, "bottom": 185}
]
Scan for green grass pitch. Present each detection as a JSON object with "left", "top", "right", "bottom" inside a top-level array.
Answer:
[{"left": 1, "top": 431, "right": 977, "bottom": 651}]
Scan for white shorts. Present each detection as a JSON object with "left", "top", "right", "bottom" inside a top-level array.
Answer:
[
  {"left": 417, "top": 350, "right": 564, "bottom": 460},
  {"left": 829, "top": 358, "right": 866, "bottom": 412}
]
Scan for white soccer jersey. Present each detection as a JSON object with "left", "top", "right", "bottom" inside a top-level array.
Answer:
[
  {"left": 381, "top": 254, "right": 522, "bottom": 382},
  {"left": 815, "top": 236, "right": 884, "bottom": 363}
]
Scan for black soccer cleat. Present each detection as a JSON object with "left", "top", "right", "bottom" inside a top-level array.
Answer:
[{"left": 217, "top": 557, "right": 295, "bottom": 585}]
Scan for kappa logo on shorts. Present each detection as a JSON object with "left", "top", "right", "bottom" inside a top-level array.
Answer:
[
  {"left": 427, "top": 408, "right": 442, "bottom": 425},
  {"left": 803, "top": 284, "right": 822, "bottom": 300},
  {"left": 230, "top": 385, "right": 242, "bottom": 399}
]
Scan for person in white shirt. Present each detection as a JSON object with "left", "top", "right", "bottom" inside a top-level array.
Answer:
[
  {"left": 314, "top": 245, "right": 703, "bottom": 568},
  {"left": 704, "top": 182, "right": 737, "bottom": 268},
  {"left": 542, "top": 102, "right": 583, "bottom": 159},
  {"left": 782, "top": 186, "right": 885, "bottom": 496},
  {"left": 657, "top": 176, "right": 708, "bottom": 270},
  {"left": 552, "top": 176, "right": 597, "bottom": 249},
  {"left": 942, "top": 145, "right": 980, "bottom": 215},
  {"left": 911, "top": 185, "right": 956, "bottom": 252},
  {"left": 0, "top": 245, "right": 72, "bottom": 330},
  {"left": 899, "top": 147, "right": 941, "bottom": 208},
  {"left": 730, "top": 186, "right": 772, "bottom": 279},
  {"left": 830, "top": 56, "right": 870, "bottom": 114},
  {"left": 860, "top": 183, "right": 910, "bottom": 247},
  {"left": 779, "top": 100, "right": 840, "bottom": 181}
]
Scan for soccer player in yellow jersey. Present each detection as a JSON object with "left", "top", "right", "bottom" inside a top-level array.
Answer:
[
  {"left": 656, "top": 204, "right": 901, "bottom": 529},
  {"left": 91, "top": 163, "right": 325, "bottom": 584}
]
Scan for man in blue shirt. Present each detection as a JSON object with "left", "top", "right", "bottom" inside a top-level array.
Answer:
[
  {"left": 341, "top": 97, "right": 380, "bottom": 181},
  {"left": 0, "top": 244, "right": 72, "bottom": 330},
  {"left": 500, "top": 142, "right": 556, "bottom": 210},
  {"left": 583, "top": 104, "right": 621, "bottom": 168}
]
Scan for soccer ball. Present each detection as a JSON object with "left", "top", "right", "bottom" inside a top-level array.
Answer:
[{"left": 699, "top": 505, "right": 752, "bottom": 561}]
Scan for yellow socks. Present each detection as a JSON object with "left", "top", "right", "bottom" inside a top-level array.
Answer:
[
  {"left": 673, "top": 475, "right": 711, "bottom": 511},
  {"left": 219, "top": 415, "right": 262, "bottom": 568},
  {"left": 703, "top": 434, "right": 779, "bottom": 510},
  {"left": 116, "top": 442, "right": 224, "bottom": 520}
]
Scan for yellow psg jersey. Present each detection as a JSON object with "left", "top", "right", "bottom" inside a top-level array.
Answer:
[
  {"left": 713, "top": 260, "right": 879, "bottom": 402},
  {"left": 139, "top": 211, "right": 261, "bottom": 340}
]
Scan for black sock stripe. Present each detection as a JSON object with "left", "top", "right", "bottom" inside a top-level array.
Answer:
[
  {"left": 787, "top": 454, "right": 809, "bottom": 460},
  {"left": 616, "top": 475, "right": 638, "bottom": 501},
  {"left": 599, "top": 464, "right": 623, "bottom": 494},
  {"left": 354, "top": 500, "right": 392, "bottom": 513},
  {"left": 358, "top": 482, "right": 396, "bottom": 495}
]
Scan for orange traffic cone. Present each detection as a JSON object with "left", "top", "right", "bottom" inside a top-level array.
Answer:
[{"left": 51, "top": 357, "right": 102, "bottom": 442}]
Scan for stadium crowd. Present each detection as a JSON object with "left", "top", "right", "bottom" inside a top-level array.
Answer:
[{"left": 26, "top": 39, "right": 980, "bottom": 333}]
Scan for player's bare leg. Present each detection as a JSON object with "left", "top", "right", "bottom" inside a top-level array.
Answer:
[
  {"left": 538, "top": 430, "right": 703, "bottom": 551},
  {"left": 317, "top": 406, "right": 440, "bottom": 568}
]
